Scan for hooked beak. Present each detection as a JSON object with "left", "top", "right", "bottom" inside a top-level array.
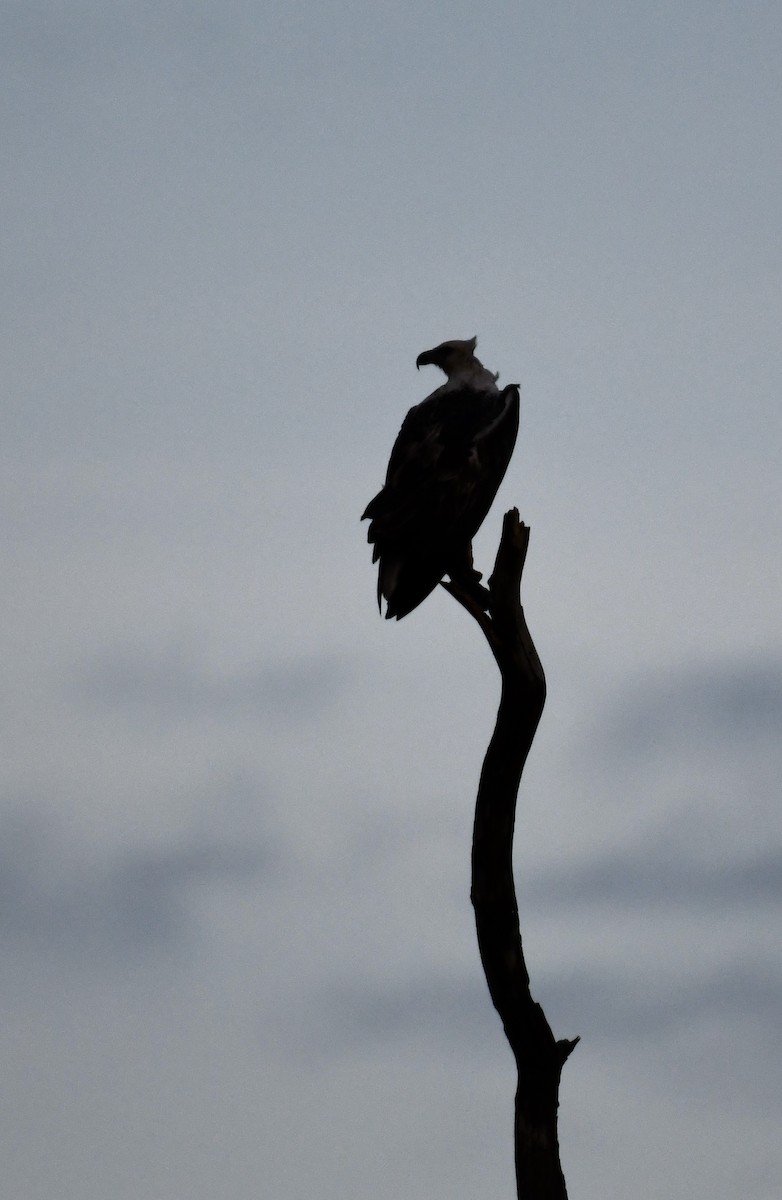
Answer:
[{"left": 415, "top": 348, "right": 438, "bottom": 370}]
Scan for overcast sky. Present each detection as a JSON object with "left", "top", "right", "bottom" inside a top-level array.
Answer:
[{"left": 3, "top": 2, "right": 781, "bottom": 1197}]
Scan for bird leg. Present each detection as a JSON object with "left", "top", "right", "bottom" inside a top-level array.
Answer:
[{"left": 446, "top": 544, "right": 491, "bottom": 610}]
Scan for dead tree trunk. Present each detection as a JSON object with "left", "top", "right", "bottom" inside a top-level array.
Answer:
[{"left": 443, "top": 509, "right": 578, "bottom": 1200}]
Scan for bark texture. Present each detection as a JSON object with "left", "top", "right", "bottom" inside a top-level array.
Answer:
[{"left": 443, "top": 509, "right": 578, "bottom": 1200}]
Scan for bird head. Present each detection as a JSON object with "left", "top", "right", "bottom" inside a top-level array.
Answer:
[{"left": 416, "top": 336, "right": 479, "bottom": 377}]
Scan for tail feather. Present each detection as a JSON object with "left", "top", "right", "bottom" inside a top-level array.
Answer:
[{"left": 377, "top": 554, "right": 444, "bottom": 620}]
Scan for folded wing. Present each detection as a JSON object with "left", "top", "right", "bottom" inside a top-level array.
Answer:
[{"left": 362, "top": 383, "right": 519, "bottom": 619}]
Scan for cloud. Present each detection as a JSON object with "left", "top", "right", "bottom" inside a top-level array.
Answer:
[
  {"left": 72, "top": 643, "right": 348, "bottom": 727},
  {"left": 604, "top": 657, "right": 782, "bottom": 756},
  {"left": 305, "top": 972, "right": 496, "bottom": 1057},
  {"left": 302, "top": 945, "right": 782, "bottom": 1059},
  {"left": 0, "top": 802, "right": 277, "bottom": 964},
  {"left": 527, "top": 841, "right": 782, "bottom": 910},
  {"left": 542, "top": 957, "right": 782, "bottom": 1042}
]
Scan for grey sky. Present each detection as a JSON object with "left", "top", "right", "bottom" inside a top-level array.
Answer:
[{"left": 3, "top": 2, "right": 781, "bottom": 1197}]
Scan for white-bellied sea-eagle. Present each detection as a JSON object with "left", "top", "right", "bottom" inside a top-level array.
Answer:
[{"left": 362, "top": 337, "right": 519, "bottom": 620}]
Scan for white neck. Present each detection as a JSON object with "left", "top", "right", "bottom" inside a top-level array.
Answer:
[{"left": 444, "top": 357, "right": 499, "bottom": 390}]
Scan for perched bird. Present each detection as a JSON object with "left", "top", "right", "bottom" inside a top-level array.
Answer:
[{"left": 362, "top": 337, "right": 519, "bottom": 619}]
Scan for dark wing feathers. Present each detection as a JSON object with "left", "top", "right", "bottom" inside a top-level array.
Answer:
[{"left": 363, "top": 384, "right": 519, "bottom": 619}]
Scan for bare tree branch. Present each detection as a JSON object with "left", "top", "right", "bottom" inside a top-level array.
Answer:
[{"left": 444, "top": 508, "right": 578, "bottom": 1200}]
